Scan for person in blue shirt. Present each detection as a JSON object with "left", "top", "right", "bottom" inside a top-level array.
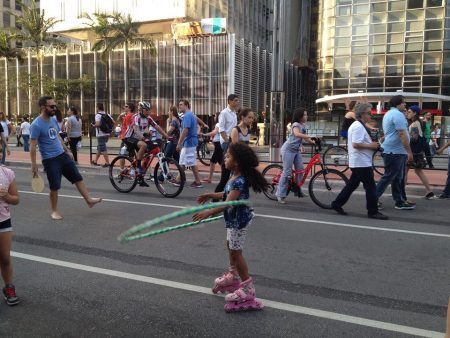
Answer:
[
  {"left": 376, "top": 95, "right": 414, "bottom": 210},
  {"left": 30, "top": 96, "right": 102, "bottom": 220},
  {"left": 176, "top": 99, "right": 203, "bottom": 188}
]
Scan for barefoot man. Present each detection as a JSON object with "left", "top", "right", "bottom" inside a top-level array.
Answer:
[{"left": 30, "top": 96, "right": 102, "bottom": 220}]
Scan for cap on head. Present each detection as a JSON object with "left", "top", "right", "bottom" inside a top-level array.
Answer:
[{"left": 409, "top": 105, "right": 421, "bottom": 114}]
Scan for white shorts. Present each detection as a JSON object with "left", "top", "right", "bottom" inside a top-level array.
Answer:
[
  {"left": 179, "top": 147, "right": 197, "bottom": 167},
  {"left": 227, "top": 228, "right": 248, "bottom": 250}
]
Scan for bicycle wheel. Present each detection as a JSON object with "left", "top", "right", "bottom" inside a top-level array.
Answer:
[
  {"left": 322, "top": 146, "right": 349, "bottom": 173},
  {"left": 109, "top": 155, "right": 138, "bottom": 193},
  {"left": 262, "top": 164, "right": 284, "bottom": 201},
  {"left": 153, "top": 157, "right": 186, "bottom": 198},
  {"left": 308, "top": 168, "right": 348, "bottom": 209},
  {"left": 372, "top": 150, "right": 385, "bottom": 176},
  {"left": 197, "top": 141, "right": 213, "bottom": 166}
]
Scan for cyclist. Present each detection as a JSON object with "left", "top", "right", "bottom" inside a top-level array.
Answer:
[{"left": 124, "top": 101, "right": 168, "bottom": 186}]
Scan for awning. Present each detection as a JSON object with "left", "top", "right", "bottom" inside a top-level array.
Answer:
[{"left": 316, "top": 91, "right": 450, "bottom": 104}]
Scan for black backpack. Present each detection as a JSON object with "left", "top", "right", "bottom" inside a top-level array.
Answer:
[{"left": 99, "top": 113, "right": 114, "bottom": 134}]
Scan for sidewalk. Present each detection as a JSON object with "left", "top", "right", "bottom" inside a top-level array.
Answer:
[{"left": 6, "top": 149, "right": 448, "bottom": 188}]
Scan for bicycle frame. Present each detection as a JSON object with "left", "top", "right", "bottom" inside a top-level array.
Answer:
[{"left": 135, "top": 146, "right": 171, "bottom": 179}]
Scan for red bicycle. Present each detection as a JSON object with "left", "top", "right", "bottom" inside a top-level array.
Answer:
[
  {"left": 262, "top": 139, "right": 349, "bottom": 209},
  {"left": 109, "top": 142, "right": 186, "bottom": 198}
]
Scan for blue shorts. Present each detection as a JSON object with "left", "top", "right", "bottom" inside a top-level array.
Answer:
[
  {"left": 42, "top": 153, "right": 83, "bottom": 191},
  {"left": 0, "top": 218, "right": 12, "bottom": 233},
  {"left": 97, "top": 136, "right": 109, "bottom": 152}
]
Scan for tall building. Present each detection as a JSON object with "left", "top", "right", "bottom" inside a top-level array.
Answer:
[
  {"left": 41, "top": 0, "right": 273, "bottom": 50},
  {"left": 0, "top": 0, "right": 36, "bottom": 46},
  {"left": 316, "top": 0, "right": 450, "bottom": 115}
]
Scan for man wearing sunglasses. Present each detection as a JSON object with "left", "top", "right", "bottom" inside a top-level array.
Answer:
[{"left": 30, "top": 96, "right": 102, "bottom": 220}]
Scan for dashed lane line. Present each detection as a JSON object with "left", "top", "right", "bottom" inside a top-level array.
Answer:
[
  {"left": 18, "top": 190, "right": 450, "bottom": 239},
  {"left": 11, "top": 251, "right": 443, "bottom": 338}
]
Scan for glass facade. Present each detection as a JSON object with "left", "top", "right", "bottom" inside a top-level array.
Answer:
[{"left": 317, "top": 0, "right": 450, "bottom": 106}]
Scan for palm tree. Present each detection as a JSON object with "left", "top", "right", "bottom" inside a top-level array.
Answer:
[
  {"left": 104, "top": 13, "right": 156, "bottom": 102},
  {"left": 10, "top": 0, "right": 62, "bottom": 94},
  {"left": 0, "top": 31, "right": 24, "bottom": 61},
  {"left": 83, "top": 12, "right": 115, "bottom": 111}
]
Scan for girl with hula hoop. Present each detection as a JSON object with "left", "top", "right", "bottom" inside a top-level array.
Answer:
[{"left": 193, "top": 142, "right": 268, "bottom": 312}]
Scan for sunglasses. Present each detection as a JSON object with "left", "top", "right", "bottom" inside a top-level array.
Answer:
[{"left": 47, "top": 105, "right": 57, "bottom": 109}]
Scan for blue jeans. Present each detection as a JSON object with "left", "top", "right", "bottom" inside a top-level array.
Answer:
[
  {"left": 376, "top": 153, "right": 407, "bottom": 204},
  {"left": 276, "top": 149, "right": 304, "bottom": 198},
  {"left": 443, "top": 156, "right": 450, "bottom": 196},
  {"left": 215, "top": 142, "right": 231, "bottom": 193},
  {"left": 164, "top": 142, "right": 179, "bottom": 162},
  {"left": 22, "top": 135, "right": 30, "bottom": 152}
]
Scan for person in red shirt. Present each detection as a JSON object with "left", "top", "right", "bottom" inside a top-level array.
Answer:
[{"left": 117, "top": 103, "right": 136, "bottom": 147}]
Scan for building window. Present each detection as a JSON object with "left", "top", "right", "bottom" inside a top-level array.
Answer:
[
  {"left": 3, "top": 13, "right": 10, "bottom": 27},
  {"left": 426, "top": 0, "right": 442, "bottom": 7},
  {"left": 407, "top": 0, "right": 423, "bottom": 9},
  {"left": 3, "top": 0, "right": 10, "bottom": 8},
  {"left": 15, "top": 2, "right": 21, "bottom": 11}
]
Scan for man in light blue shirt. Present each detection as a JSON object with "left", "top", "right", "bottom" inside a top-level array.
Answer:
[
  {"left": 30, "top": 96, "right": 102, "bottom": 220},
  {"left": 176, "top": 99, "right": 203, "bottom": 188},
  {"left": 376, "top": 95, "right": 414, "bottom": 210}
]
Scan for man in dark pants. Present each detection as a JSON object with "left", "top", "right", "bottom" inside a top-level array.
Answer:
[{"left": 331, "top": 103, "right": 388, "bottom": 219}]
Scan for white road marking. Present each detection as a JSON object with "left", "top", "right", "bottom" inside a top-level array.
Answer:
[
  {"left": 18, "top": 190, "right": 450, "bottom": 239},
  {"left": 11, "top": 251, "right": 443, "bottom": 338}
]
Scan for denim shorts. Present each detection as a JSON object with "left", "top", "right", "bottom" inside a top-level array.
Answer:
[
  {"left": 0, "top": 218, "right": 12, "bottom": 233},
  {"left": 97, "top": 136, "right": 109, "bottom": 152},
  {"left": 42, "top": 153, "right": 83, "bottom": 191}
]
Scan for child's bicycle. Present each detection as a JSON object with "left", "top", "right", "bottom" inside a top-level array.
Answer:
[
  {"left": 262, "top": 139, "right": 349, "bottom": 209},
  {"left": 109, "top": 141, "right": 186, "bottom": 198}
]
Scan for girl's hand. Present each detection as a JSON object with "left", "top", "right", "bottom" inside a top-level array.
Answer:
[
  {"left": 0, "top": 187, "right": 8, "bottom": 198},
  {"left": 193, "top": 210, "right": 211, "bottom": 222},
  {"left": 197, "top": 193, "right": 211, "bottom": 204}
]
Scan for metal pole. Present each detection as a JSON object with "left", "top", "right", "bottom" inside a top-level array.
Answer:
[
  {"left": 16, "top": 58, "right": 20, "bottom": 118},
  {"left": 123, "top": 43, "right": 128, "bottom": 103},
  {"left": 5, "top": 59, "right": 9, "bottom": 117},
  {"left": 156, "top": 41, "right": 160, "bottom": 113},
  {"left": 208, "top": 36, "right": 212, "bottom": 116},
  {"left": 173, "top": 39, "right": 177, "bottom": 109},
  {"left": 139, "top": 41, "right": 143, "bottom": 101},
  {"left": 227, "top": 34, "right": 235, "bottom": 95},
  {"left": 80, "top": 46, "right": 84, "bottom": 117},
  {"left": 28, "top": 50, "right": 31, "bottom": 116},
  {"left": 66, "top": 48, "right": 70, "bottom": 106},
  {"left": 269, "top": 0, "right": 286, "bottom": 162},
  {"left": 108, "top": 53, "right": 112, "bottom": 114}
]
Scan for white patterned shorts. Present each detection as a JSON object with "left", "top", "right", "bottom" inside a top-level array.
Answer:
[{"left": 226, "top": 227, "right": 248, "bottom": 250}]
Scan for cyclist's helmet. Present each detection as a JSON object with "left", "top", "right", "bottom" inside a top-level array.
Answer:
[{"left": 138, "top": 101, "right": 151, "bottom": 111}]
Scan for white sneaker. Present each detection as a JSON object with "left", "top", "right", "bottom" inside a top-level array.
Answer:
[{"left": 277, "top": 197, "right": 286, "bottom": 204}]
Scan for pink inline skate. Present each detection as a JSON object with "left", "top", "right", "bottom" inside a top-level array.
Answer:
[
  {"left": 212, "top": 267, "right": 240, "bottom": 294},
  {"left": 224, "top": 277, "right": 264, "bottom": 312}
]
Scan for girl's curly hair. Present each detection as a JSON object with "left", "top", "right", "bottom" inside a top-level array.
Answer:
[{"left": 227, "top": 142, "right": 269, "bottom": 193}]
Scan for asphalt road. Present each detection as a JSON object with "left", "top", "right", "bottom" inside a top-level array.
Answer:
[{"left": 0, "top": 164, "right": 449, "bottom": 337}]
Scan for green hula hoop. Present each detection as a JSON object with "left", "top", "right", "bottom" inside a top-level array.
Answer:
[{"left": 118, "top": 200, "right": 251, "bottom": 243}]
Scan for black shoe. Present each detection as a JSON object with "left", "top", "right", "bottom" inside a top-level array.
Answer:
[
  {"left": 438, "top": 194, "right": 450, "bottom": 200},
  {"left": 394, "top": 201, "right": 416, "bottom": 210},
  {"left": 368, "top": 212, "right": 389, "bottom": 220},
  {"left": 138, "top": 177, "right": 149, "bottom": 187},
  {"left": 297, "top": 190, "right": 308, "bottom": 198},
  {"left": 3, "top": 284, "right": 20, "bottom": 306},
  {"left": 332, "top": 206, "right": 347, "bottom": 215}
]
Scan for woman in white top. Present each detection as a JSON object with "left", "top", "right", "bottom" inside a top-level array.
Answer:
[
  {"left": 20, "top": 116, "right": 31, "bottom": 152},
  {"left": 201, "top": 112, "right": 222, "bottom": 183},
  {"left": 406, "top": 108, "right": 435, "bottom": 199},
  {"left": 65, "top": 106, "right": 83, "bottom": 164}
]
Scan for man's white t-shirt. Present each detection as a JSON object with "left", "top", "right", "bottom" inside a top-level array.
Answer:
[
  {"left": 218, "top": 107, "right": 237, "bottom": 144},
  {"left": 95, "top": 111, "right": 111, "bottom": 137},
  {"left": 20, "top": 121, "right": 31, "bottom": 135},
  {"left": 348, "top": 121, "right": 373, "bottom": 168}
]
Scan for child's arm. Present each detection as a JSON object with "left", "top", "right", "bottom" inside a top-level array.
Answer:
[
  {"left": 197, "top": 192, "right": 223, "bottom": 204},
  {"left": 437, "top": 141, "right": 450, "bottom": 155},
  {"left": 0, "top": 179, "right": 19, "bottom": 205},
  {"left": 202, "top": 126, "right": 219, "bottom": 138},
  {"left": 193, "top": 190, "right": 240, "bottom": 222}
]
